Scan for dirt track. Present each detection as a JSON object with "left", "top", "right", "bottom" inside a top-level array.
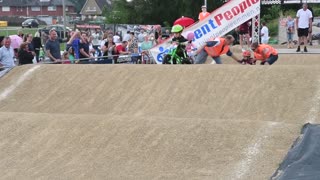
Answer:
[{"left": 0, "top": 54, "right": 320, "bottom": 179}]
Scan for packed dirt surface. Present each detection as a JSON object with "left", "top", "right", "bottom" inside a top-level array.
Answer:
[{"left": 1, "top": 55, "right": 320, "bottom": 179}]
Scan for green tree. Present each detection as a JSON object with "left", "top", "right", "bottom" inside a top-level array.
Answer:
[
  {"left": 68, "top": 0, "right": 87, "bottom": 14},
  {"left": 105, "top": 0, "right": 225, "bottom": 25}
]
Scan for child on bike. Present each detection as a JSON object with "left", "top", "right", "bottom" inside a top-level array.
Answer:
[
  {"left": 171, "top": 25, "right": 188, "bottom": 43},
  {"left": 238, "top": 50, "right": 255, "bottom": 65}
]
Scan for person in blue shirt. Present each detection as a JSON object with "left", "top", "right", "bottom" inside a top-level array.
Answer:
[{"left": 0, "top": 37, "right": 15, "bottom": 69}]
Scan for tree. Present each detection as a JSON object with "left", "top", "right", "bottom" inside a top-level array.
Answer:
[
  {"left": 105, "top": 0, "right": 225, "bottom": 25},
  {"left": 68, "top": 0, "right": 87, "bottom": 14}
]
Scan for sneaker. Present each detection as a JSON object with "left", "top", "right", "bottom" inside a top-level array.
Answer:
[
  {"left": 304, "top": 46, "right": 308, "bottom": 52},
  {"left": 296, "top": 46, "right": 300, "bottom": 52}
]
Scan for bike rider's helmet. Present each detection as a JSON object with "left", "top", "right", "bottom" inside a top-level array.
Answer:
[
  {"left": 171, "top": 25, "right": 184, "bottom": 33},
  {"left": 242, "top": 50, "right": 251, "bottom": 57}
]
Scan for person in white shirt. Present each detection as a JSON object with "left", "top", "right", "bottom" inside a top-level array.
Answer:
[
  {"left": 260, "top": 22, "right": 269, "bottom": 44},
  {"left": 91, "top": 28, "right": 102, "bottom": 57},
  {"left": 296, "top": 3, "right": 312, "bottom": 52},
  {"left": 0, "top": 37, "right": 15, "bottom": 69},
  {"left": 123, "top": 31, "right": 131, "bottom": 42}
]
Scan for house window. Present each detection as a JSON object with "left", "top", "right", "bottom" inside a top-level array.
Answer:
[
  {"left": 2, "top": 6, "right": 10, "bottom": 12},
  {"left": 86, "top": 6, "right": 96, "bottom": 12},
  {"left": 48, "top": 6, "right": 56, "bottom": 11},
  {"left": 31, "top": 7, "right": 40, "bottom": 11}
]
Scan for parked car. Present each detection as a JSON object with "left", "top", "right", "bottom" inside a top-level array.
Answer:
[
  {"left": 39, "top": 25, "right": 72, "bottom": 39},
  {"left": 22, "top": 19, "right": 39, "bottom": 28}
]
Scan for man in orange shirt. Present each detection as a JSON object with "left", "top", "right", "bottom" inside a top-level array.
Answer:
[
  {"left": 194, "top": 35, "right": 241, "bottom": 64},
  {"left": 251, "top": 42, "right": 278, "bottom": 65},
  {"left": 198, "top": 5, "right": 210, "bottom": 21}
]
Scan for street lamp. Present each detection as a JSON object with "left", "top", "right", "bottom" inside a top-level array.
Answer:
[{"left": 126, "top": 0, "right": 133, "bottom": 2}]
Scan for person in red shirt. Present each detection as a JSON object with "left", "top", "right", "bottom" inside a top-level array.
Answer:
[
  {"left": 115, "top": 41, "right": 130, "bottom": 63},
  {"left": 198, "top": 5, "right": 210, "bottom": 21}
]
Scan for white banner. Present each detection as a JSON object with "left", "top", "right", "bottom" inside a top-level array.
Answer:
[{"left": 150, "top": 0, "right": 261, "bottom": 64}]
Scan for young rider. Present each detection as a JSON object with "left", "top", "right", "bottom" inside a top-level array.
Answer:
[{"left": 171, "top": 25, "right": 188, "bottom": 43}]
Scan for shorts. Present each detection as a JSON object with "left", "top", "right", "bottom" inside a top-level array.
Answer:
[
  {"left": 239, "top": 30, "right": 249, "bottom": 35},
  {"left": 297, "top": 28, "right": 309, "bottom": 37}
]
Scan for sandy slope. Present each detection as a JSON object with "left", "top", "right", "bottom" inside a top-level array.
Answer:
[{"left": 0, "top": 62, "right": 320, "bottom": 179}]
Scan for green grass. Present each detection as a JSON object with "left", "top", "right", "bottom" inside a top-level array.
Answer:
[
  {"left": 0, "top": 26, "right": 66, "bottom": 51},
  {"left": 0, "top": 27, "right": 38, "bottom": 37}
]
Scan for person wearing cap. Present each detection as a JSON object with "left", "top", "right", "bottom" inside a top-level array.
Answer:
[
  {"left": 198, "top": 5, "right": 210, "bottom": 21},
  {"left": 251, "top": 42, "right": 278, "bottom": 65}
]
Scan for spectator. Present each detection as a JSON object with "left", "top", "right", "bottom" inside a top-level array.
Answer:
[
  {"left": 115, "top": 41, "right": 130, "bottom": 63},
  {"left": 260, "top": 22, "right": 269, "bottom": 44},
  {"left": 194, "top": 35, "right": 240, "bottom": 64},
  {"left": 286, "top": 16, "right": 295, "bottom": 49},
  {"left": 25, "top": 33, "right": 36, "bottom": 58},
  {"left": 198, "top": 5, "right": 210, "bottom": 21},
  {"left": 91, "top": 28, "right": 102, "bottom": 57},
  {"left": 251, "top": 42, "right": 278, "bottom": 65},
  {"left": 238, "top": 20, "right": 251, "bottom": 50},
  {"left": 17, "top": 30, "right": 24, "bottom": 39},
  {"left": 79, "top": 32, "right": 94, "bottom": 62},
  {"left": 128, "top": 32, "right": 139, "bottom": 64},
  {"left": 113, "top": 32, "right": 121, "bottom": 44},
  {"left": 0, "top": 37, "right": 15, "bottom": 69},
  {"left": 45, "top": 29, "right": 62, "bottom": 63},
  {"left": 41, "top": 31, "right": 49, "bottom": 47},
  {"left": 296, "top": 3, "right": 312, "bottom": 52},
  {"left": 138, "top": 29, "right": 146, "bottom": 42},
  {"left": 33, "top": 31, "right": 42, "bottom": 62},
  {"left": 18, "top": 42, "right": 34, "bottom": 65},
  {"left": 102, "top": 34, "right": 116, "bottom": 63},
  {"left": 140, "top": 34, "right": 154, "bottom": 64},
  {"left": 123, "top": 31, "right": 131, "bottom": 42}
]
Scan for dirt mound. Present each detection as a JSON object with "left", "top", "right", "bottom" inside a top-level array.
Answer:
[{"left": 1, "top": 64, "right": 320, "bottom": 179}]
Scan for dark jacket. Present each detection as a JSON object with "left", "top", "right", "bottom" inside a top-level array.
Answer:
[
  {"left": 32, "top": 37, "right": 42, "bottom": 50},
  {"left": 18, "top": 49, "right": 34, "bottom": 65}
]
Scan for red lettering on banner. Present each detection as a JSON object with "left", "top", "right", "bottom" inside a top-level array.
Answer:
[
  {"left": 224, "top": 11, "right": 233, "bottom": 20},
  {"left": 251, "top": 0, "right": 259, "bottom": 4},
  {"left": 239, "top": 1, "right": 248, "bottom": 13},
  {"left": 246, "top": 0, "right": 252, "bottom": 6},
  {"left": 231, "top": 6, "right": 240, "bottom": 16},
  {"left": 214, "top": 14, "right": 223, "bottom": 26}
]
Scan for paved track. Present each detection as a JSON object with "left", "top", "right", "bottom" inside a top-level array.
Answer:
[{"left": 0, "top": 62, "right": 320, "bottom": 179}]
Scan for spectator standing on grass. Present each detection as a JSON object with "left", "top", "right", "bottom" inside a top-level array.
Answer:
[
  {"left": 33, "top": 32, "right": 42, "bottom": 62},
  {"left": 286, "top": 16, "right": 295, "bottom": 49},
  {"left": 45, "top": 29, "right": 61, "bottom": 62},
  {"left": 296, "top": 3, "right": 312, "bottom": 52},
  {"left": 260, "top": 22, "right": 269, "bottom": 44},
  {"left": 25, "top": 34, "right": 36, "bottom": 59},
  {"left": 18, "top": 42, "right": 34, "bottom": 65},
  {"left": 17, "top": 30, "right": 24, "bottom": 39},
  {"left": 0, "top": 37, "right": 15, "bottom": 69}
]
